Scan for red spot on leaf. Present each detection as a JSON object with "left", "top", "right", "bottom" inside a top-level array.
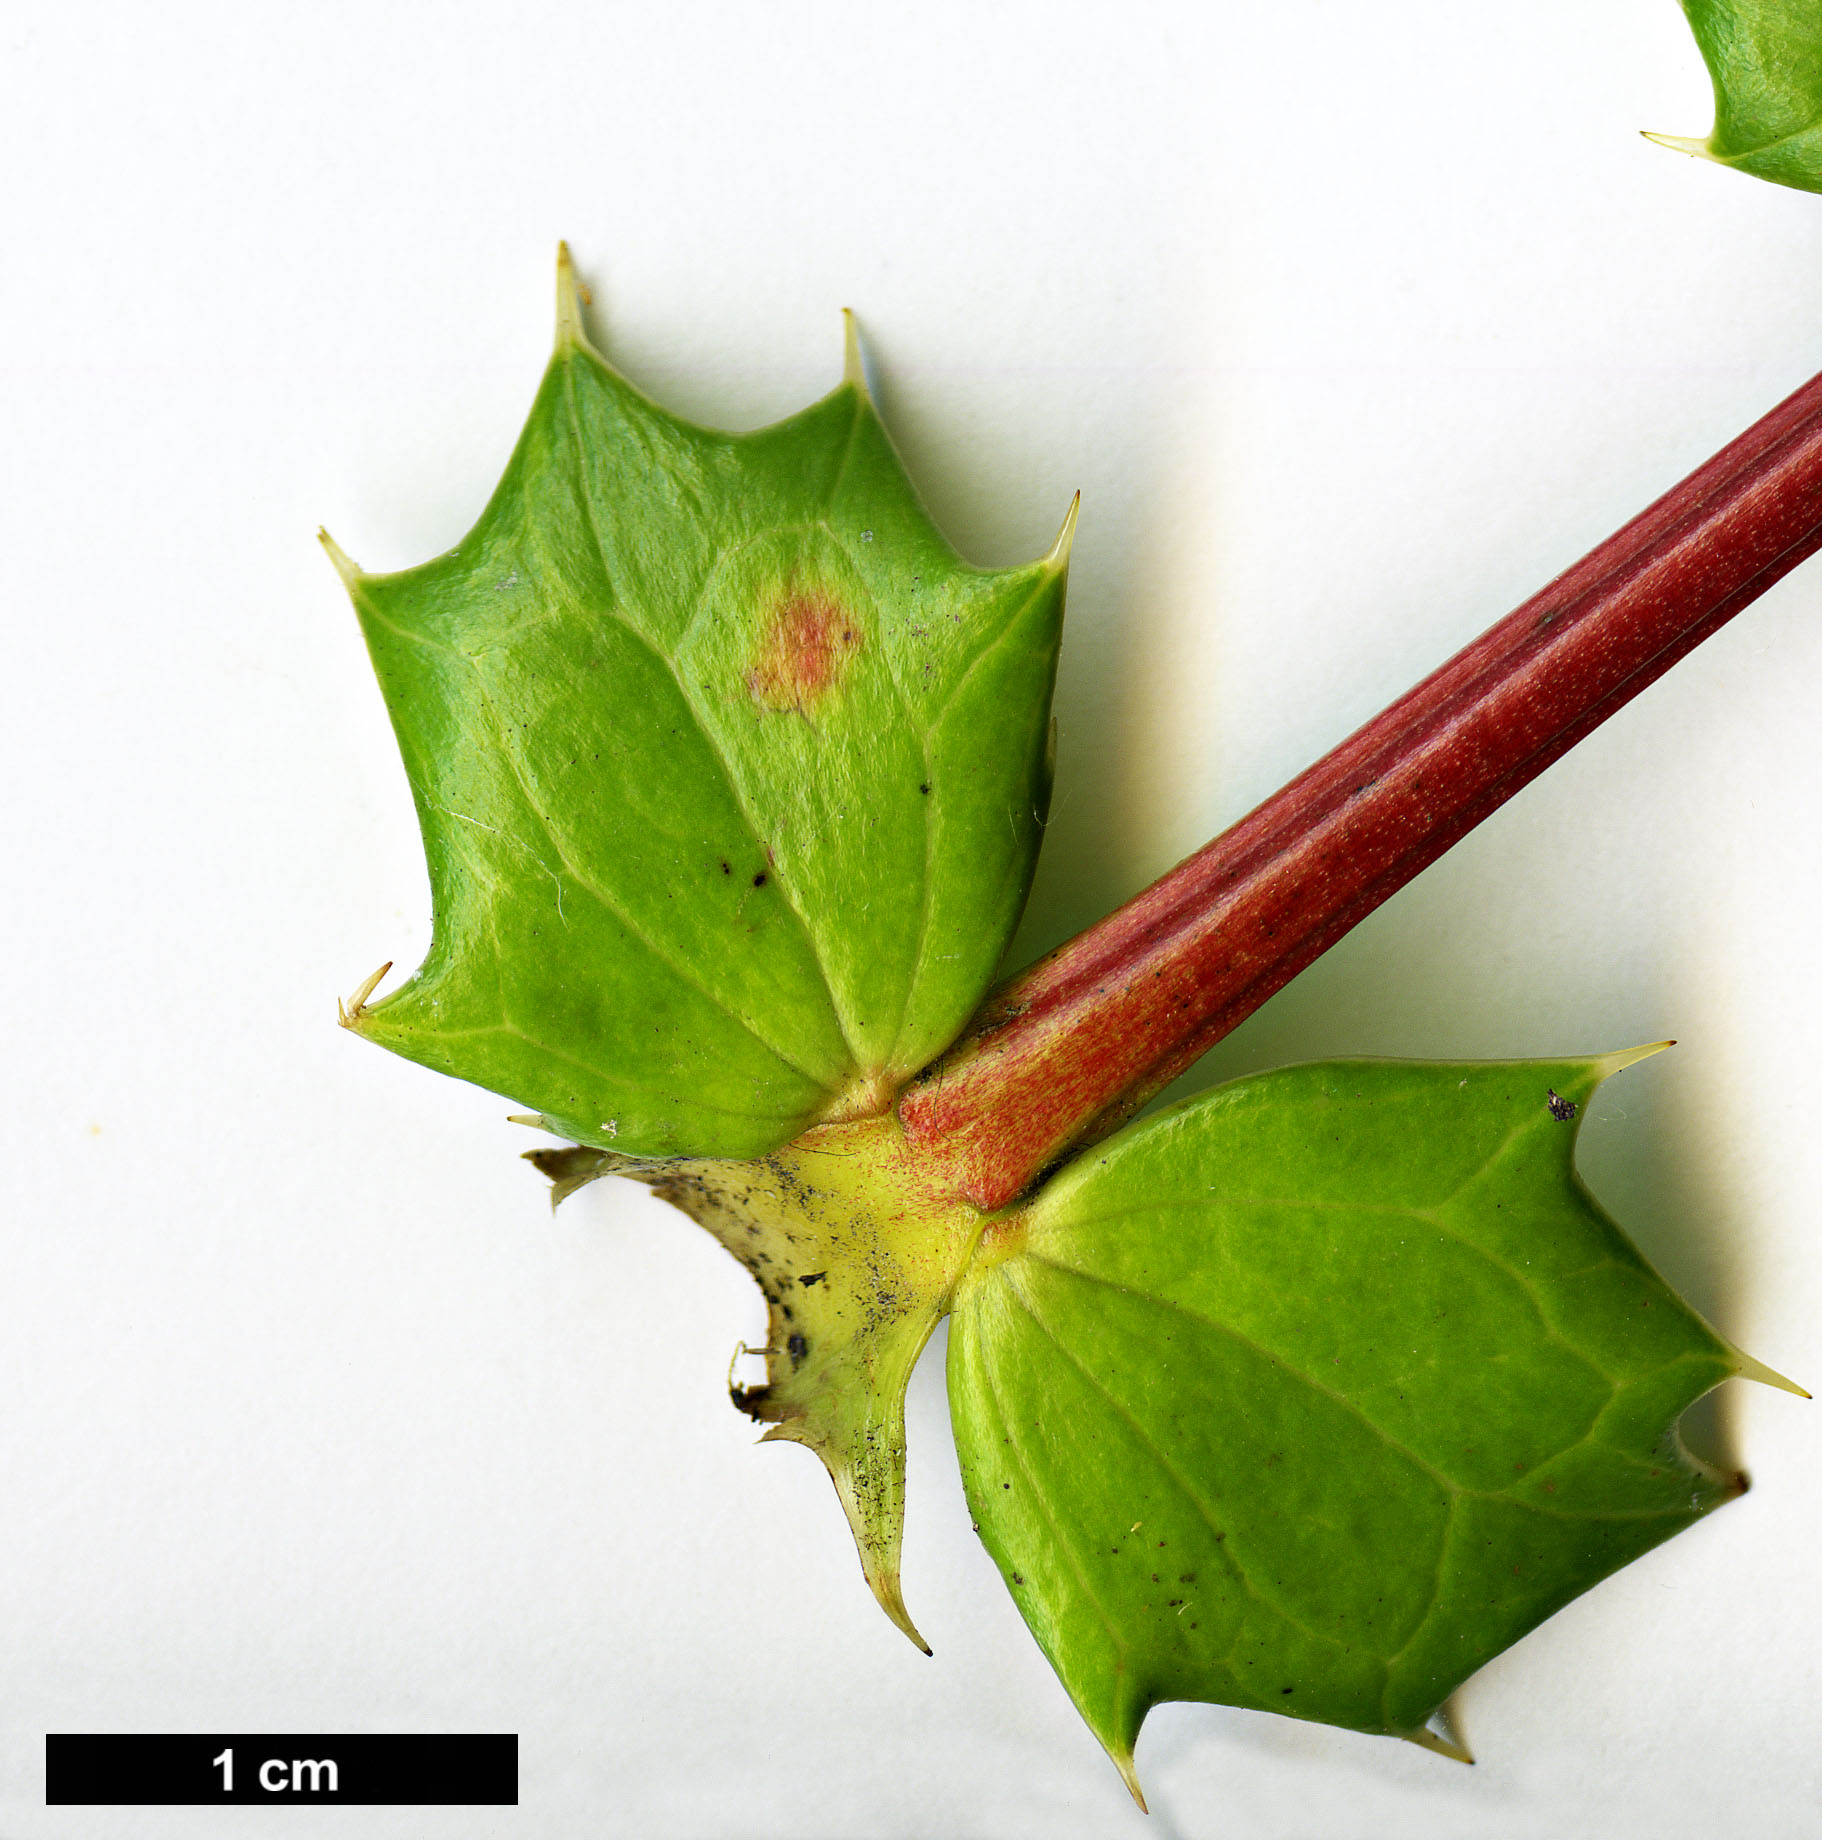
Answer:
[{"left": 745, "top": 590, "right": 861, "bottom": 713}]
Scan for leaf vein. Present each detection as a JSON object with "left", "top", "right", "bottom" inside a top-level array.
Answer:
[
  {"left": 998, "top": 1262, "right": 1363, "bottom": 1665},
  {"left": 1024, "top": 1249, "right": 1463, "bottom": 1499},
  {"left": 962, "top": 1303, "right": 1135, "bottom": 1672},
  {"left": 555, "top": 356, "right": 871, "bottom": 1079}
]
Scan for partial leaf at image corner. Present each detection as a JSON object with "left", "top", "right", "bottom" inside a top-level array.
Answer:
[{"left": 1649, "top": 0, "right": 1822, "bottom": 192}]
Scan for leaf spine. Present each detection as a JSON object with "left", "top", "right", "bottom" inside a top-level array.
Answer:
[
  {"left": 1731, "top": 1350, "right": 1810, "bottom": 1398},
  {"left": 1110, "top": 1747, "right": 1147, "bottom": 1813},
  {"left": 317, "top": 527, "right": 363, "bottom": 587},
  {"left": 337, "top": 961, "right": 393, "bottom": 1028},
  {"left": 1042, "top": 491, "right": 1081, "bottom": 576},
  {"left": 840, "top": 306, "right": 869, "bottom": 396},
  {"left": 1641, "top": 130, "right": 1719, "bottom": 162},
  {"left": 554, "top": 240, "right": 589, "bottom": 351},
  {"left": 1590, "top": 1040, "right": 1676, "bottom": 1081},
  {"left": 1401, "top": 1722, "right": 1475, "bottom": 1765}
]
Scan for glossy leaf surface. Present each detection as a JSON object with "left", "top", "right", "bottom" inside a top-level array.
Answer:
[
  {"left": 1650, "top": 0, "right": 1822, "bottom": 191},
  {"left": 335, "top": 253, "right": 1069, "bottom": 1158},
  {"left": 950, "top": 1052, "right": 1771, "bottom": 1793}
]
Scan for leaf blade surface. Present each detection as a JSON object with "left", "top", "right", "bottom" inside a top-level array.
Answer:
[
  {"left": 949, "top": 1054, "right": 1750, "bottom": 1784},
  {"left": 339, "top": 263, "right": 1069, "bottom": 1156},
  {"left": 1653, "top": 0, "right": 1822, "bottom": 191}
]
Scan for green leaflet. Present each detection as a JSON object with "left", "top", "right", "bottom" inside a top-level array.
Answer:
[
  {"left": 332, "top": 250, "right": 1070, "bottom": 1158},
  {"left": 1650, "top": 0, "right": 1822, "bottom": 192},
  {"left": 950, "top": 1052, "right": 1789, "bottom": 1798}
]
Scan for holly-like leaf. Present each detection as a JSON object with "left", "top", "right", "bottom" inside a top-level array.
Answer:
[
  {"left": 949, "top": 1050, "right": 1794, "bottom": 1800},
  {"left": 331, "top": 249, "right": 1071, "bottom": 1159},
  {"left": 1649, "top": 0, "right": 1822, "bottom": 192}
]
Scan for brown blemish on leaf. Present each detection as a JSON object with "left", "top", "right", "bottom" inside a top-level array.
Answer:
[{"left": 745, "top": 588, "right": 862, "bottom": 713}]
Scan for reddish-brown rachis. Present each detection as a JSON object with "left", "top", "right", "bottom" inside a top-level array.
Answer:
[{"left": 900, "top": 365, "right": 1822, "bottom": 1211}]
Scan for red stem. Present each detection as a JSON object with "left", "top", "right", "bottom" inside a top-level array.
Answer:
[{"left": 899, "top": 364, "right": 1822, "bottom": 1211}]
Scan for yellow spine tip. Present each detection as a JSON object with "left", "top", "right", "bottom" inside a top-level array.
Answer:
[
  {"left": 1642, "top": 130, "right": 1716, "bottom": 161},
  {"left": 337, "top": 960, "right": 393, "bottom": 1028},
  {"left": 1042, "top": 491, "right": 1081, "bottom": 574},
  {"left": 866, "top": 1568, "right": 932, "bottom": 1655},
  {"left": 1401, "top": 1723, "right": 1475, "bottom": 1765},
  {"left": 555, "top": 241, "right": 587, "bottom": 348},
  {"left": 1592, "top": 1040, "right": 1675, "bottom": 1081},
  {"left": 1732, "top": 1350, "right": 1810, "bottom": 1399},
  {"left": 1111, "top": 1750, "right": 1148, "bottom": 1813},
  {"left": 840, "top": 307, "right": 868, "bottom": 394},
  {"left": 318, "top": 528, "right": 363, "bottom": 587}
]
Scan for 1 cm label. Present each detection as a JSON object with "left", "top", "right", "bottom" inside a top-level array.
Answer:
[{"left": 212, "top": 1747, "right": 338, "bottom": 1795}]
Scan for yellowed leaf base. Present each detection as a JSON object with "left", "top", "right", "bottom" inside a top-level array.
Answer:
[{"left": 525, "top": 1112, "right": 990, "bottom": 1652}]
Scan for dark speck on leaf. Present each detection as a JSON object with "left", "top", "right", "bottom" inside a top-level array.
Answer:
[
  {"left": 753, "top": 872, "right": 768, "bottom": 888},
  {"left": 1281, "top": 1686, "right": 1295, "bottom": 1695},
  {"left": 786, "top": 1332, "right": 808, "bottom": 1366},
  {"left": 720, "top": 860, "right": 731, "bottom": 874},
  {"left": 798, "top": 1271, "right": 826, "bottom": 1288},
  {"left": 918, "top": 782, "right": 930, "bottom": 795},
  {"left": 1547, "top": 1089, "right": 1577, "bottom": 1122}
]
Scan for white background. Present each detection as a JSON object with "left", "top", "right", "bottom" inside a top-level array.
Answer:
[{"left": 3, "top": 1, "right": 1820, "bottom": 1834}]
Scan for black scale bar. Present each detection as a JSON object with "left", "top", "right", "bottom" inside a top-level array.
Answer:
[{"left": 46, "top": 1734, "right": 518, "bottom": 1805}]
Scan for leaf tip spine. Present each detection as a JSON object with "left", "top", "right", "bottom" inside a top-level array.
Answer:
[
  {"left": 1111, "top": 1749, "right": 1147, "bottom": 1813},
  {"left": 1042, "top": 491, "right": 1081, "bottom": 576},
  {"left": 337, "top": 960, "right": 393, "bottom": 1029},
  {"left": 1731, "top": 1349, "right": 1810, "bottom": 1399},
  {"left": 871, "top": 1570, "right": 933, "bottom": 1656},
  {"left": 554, "top": 240, "right": 590, "bottom": 351},
  {"left": 840, "top": 306, "right": 870, "bottom": 397},
  {"left": 1401, "top": 1721, "right": 1475, "bottom": 1765},
  {"left": 1641, "top": 129, "right": 1716, "bottom": 162},
  {"left": 1591, "top": 1040, "right": 1676, "bottom": 1081},
  {"left": 317, "top": 527, "right": 363, "bottom": 588}
]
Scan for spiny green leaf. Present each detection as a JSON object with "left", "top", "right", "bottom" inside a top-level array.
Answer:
[
  {"left": 1650, "top": 0, "right": 1822, "bottom": 192},
  {"left": 949, "top": 1051, "right": 1789, "bottom": 1798},
  {"left": 333, "top": 250, "right": 1071, "bottom": 1159}
]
